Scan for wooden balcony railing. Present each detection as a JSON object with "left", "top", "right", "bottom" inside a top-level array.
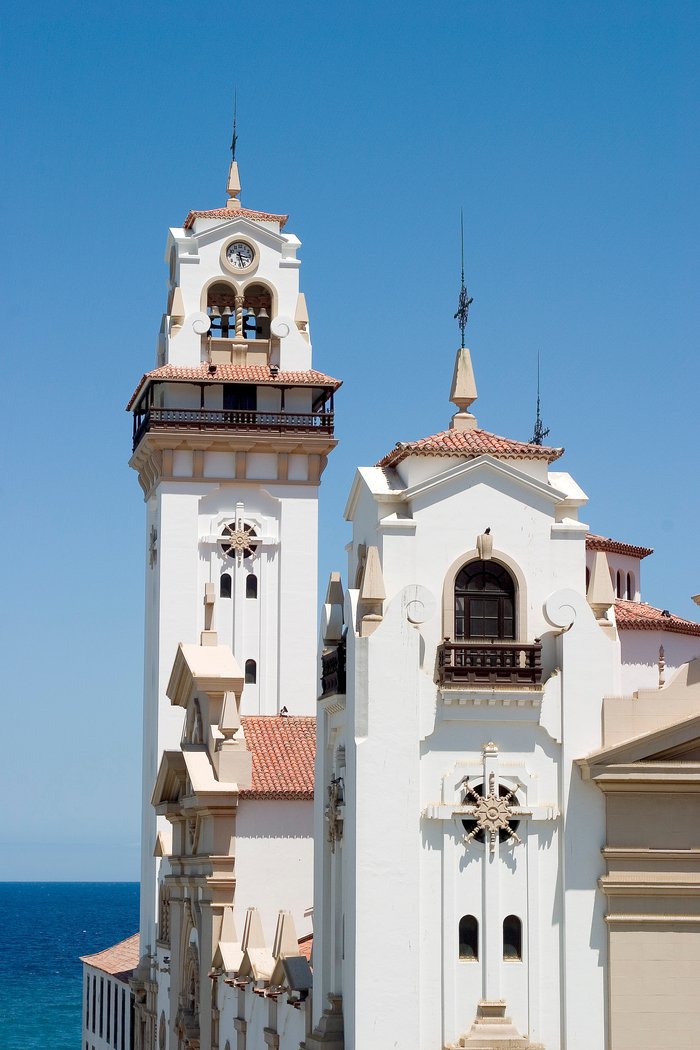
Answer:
[
  {"left": 320, "top": 641, "right": 346, "bottom": 698},
  {"left": 133, "top": 407, "right": 334, "bottom": 450},
  {"left": 437, "top": 639, "right": 542, "bottom": 687}
]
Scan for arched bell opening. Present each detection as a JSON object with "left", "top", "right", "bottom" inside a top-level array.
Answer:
[
  {"left": 242, "top": 283, "right": 272, "bottom": 340},
  {"left": 206, "top": 281, "right": 238, "bottom": 338}
]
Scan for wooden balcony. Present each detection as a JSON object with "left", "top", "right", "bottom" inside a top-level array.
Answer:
[
  {"left": 320, "top": 641, "right": 346, "bottom": 698},
  {"left": 132, "top": 407, "right": 334, "bottom": 450},
  {"left": 437, "top": 639, "right": 542, "bottom": 687}
]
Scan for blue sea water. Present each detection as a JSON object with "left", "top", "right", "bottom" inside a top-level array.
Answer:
[{"left": 0, "top": 883, "right": 139, "bottom": 1050}]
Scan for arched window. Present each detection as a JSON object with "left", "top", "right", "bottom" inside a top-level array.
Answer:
[
  {"left": 585, "top": 566, "right": 591, "bottom": 591},
  {"left": 245, "top": 659, "right": 257, "bottom": 684},
  {"left": 454, "top": 561, "right": 515, "bottom": 640},
  {"left": 626, "top": 572, "right": 634, "bottom": 600},
  {"left": 220, "top": 573, "right": 232, "bottom": 598},
  {"left": 246, "top": 574, "right": 258, "bottom": 599},
  {"left": 616, "top": 570, "right": 623, "bottom": 598},
  {"left": 458, "top": 915, "right": 479, "bottom": 960},
  {"left": 503, "top": 915, "right": 522, "bottom": 960}
]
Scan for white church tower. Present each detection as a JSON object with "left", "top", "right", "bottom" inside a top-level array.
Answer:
[{"left": 127, "top": 147, "right": 340, "bottom": 969}]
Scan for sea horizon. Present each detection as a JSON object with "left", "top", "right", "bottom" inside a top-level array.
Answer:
[{"left": 0, "top": 881, "right": 139, "bottom": 1050}]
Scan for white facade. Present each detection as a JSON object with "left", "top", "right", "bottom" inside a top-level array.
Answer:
[{"left": 84, "top": 155, "right": 700, "bottom": 1050}]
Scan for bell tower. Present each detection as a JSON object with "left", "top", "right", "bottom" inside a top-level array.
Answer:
[{"left": 129, "top": 149, "right": 340, "bottom": 956}]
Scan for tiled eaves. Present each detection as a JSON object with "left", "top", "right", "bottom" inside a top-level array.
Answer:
[
  {"left": 377, "top": 427, "right": 564, "bottom": 468},
  {"left": 615, "top": 599, "right": 700, "bottom": 637}
]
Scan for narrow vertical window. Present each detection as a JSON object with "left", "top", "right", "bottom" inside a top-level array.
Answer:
[
  {"left": 245, "top": 659, "right": 257, "bottom": 684},
  {"left": 99, "top": 977, "right": 104, "bottom": 1038},
  {"left": 458, "top": 915, "right": 479, "bottom": 960},
  {"left": 220, "top": 573, "right": 232, "bottom": 598},
  {"left": 503, "top": 915, "right": 522, "bottom": 960},
  {"left": 627, "top": 572, "right": 634, "bottom": 600},
  {"left": 246, "top": 574, "right": 258, "bottom": 599},
  {"left": 585, "top": 567, "right": 590, "bottom": 590},
  {"left": 106, "top": 982, "right": 111, "bottom": 1042},
  {"left": 616, "top": 570, "right": 622, "bottom": 598},
  {"left": 92, "top": 976, "right": 96, "bottom": 1032},
  {"left": 121, "top": 989, "right": 126, "bottom": 1050}
]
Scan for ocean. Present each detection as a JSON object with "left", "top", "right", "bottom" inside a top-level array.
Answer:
[{"left": 0, "top": 883, "right": 139, "bottom": 1050}]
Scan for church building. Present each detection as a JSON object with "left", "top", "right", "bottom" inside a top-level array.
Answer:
[{"left": 83, "top": 148, "right": 700, "bottom": 1050}]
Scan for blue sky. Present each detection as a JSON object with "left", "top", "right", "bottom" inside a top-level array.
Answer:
[{"left": 2, "top": 1, "right": 698, "bottom": 880}]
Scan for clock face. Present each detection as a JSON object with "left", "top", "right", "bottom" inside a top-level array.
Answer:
[{"left": 225, "top": 241, "right": 255, "bottom": 269}]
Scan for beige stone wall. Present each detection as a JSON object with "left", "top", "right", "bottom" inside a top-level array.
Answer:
[{"left": 609, "top": 923, "right": 700, "bottom": 1050}]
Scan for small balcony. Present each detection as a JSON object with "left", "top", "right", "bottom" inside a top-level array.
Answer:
[
  {"left": 132, "top": 406, "right": 334, "bottom": 450},
  {"left": 320, "top": 641, "right": 346, "bottom": 698},
  {"left": 436, "top": 639, "right": 542, "bottom": 687}
]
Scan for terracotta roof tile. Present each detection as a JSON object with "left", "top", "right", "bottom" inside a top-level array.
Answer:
[
  {"left": 127, "top": 365, "right": 341, "bottom": 411},
  {"left": 377, "top": 427, "right": 564, "bottom": 468},
  {"left": 298, "top": 934, "right": 313, "bottom": 961},
  {"left": 587, "top": 533, "right": 653, "bottom": 559},
  {"left": 615, "top": 599, "right": 700, "bottom": 637},
  {"left": 240, "top": 715, "right": 315, "bottom": 800},
  {"left": 183, "top": 207, "right": 289, "bottom": 230},
  {"left": 80, "top": 933, "right": 140, "bottom": 980}
]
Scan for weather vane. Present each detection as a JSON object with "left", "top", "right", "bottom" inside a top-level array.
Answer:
[
  {"left": 454, "top": 209, "right": 474, "bottom": 347},
  {"left": 530, "top": 352, "right": 550, "bottom": 446},
  {"left": 230, "top": 90, "right": 238, "bottom": 161}
]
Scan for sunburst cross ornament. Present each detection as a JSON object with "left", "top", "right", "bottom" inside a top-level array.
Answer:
[
  {"left": 462, "top": 770, "right": 524, "bottom": 853},
  {"left": 219, "top": 511, "right": 258, "bottom": 565}
]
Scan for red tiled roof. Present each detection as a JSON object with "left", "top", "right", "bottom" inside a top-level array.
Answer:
[
  {"left": 240, "top": 715, "right": 315, "bottom": 800},
  {"left": 587, "top": 533, "right": 653, "bottom": 560},
  {"left": 127, "top": 365, "right": 341, "bottom": 410},
  {"left": 80, "top": 933, "right": 140, "bottom": 980},
  {"left": 615, "top": 599, "right": 700, "bottom": 637},
  {"left": 377, "top": 427, "right": 564, "bottom": 468},
  {"left": 183, "top": 207, "right": 289, "bottom": 230},
  {"left": 298, "top": 934, "right": 313, "bottom": 961}
]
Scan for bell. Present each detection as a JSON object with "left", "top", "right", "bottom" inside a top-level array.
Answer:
[
  {"left": 246, "top": 306, "right": 256, "bottom": 319},
  {"left": 258, "top": 306, "right": 269, "bottom": 319},
  {"left": 208, "top": 305, "right": 221, "bottom": 317},
  {"left": 222, "top": 305, "right": 232, "bottom": 317}
]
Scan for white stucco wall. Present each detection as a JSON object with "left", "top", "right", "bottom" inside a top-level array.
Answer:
[{"left": 234, "top": 799, "right": 314, "bottom": 942}]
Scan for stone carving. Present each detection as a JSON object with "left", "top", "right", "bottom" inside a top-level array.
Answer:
[
  {"left": 462, "top": 771, "right": 523, "bottom": 854},
  {"left": 325, "top": 777, "right": 344, "bottom": 853}
]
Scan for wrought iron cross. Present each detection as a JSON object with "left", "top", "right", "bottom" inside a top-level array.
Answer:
[{"left": 454, "top": 209, "right": 474, "bottom": 347}]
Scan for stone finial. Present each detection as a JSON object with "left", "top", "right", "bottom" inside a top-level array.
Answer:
[
  {"left": 241, "top": 907, "right": 266, "bottom": 952},
  {"left": 271, "top": 911, "right": 299, "bottom": 960},
  {"left": 587, "top": 551, "right": 615, "bottom": 621},
  {"left": 358, "top": 546, "right": 385, "bottom": 637},
  {"left": 170, "top": 286, "right": 185, "bottom": 327},
  {"left": 323, "top": 572, "right": 345, "bottom": 644},
  {"left": 658, "top": 645, "right": 666, "bottom": 688},
  {"left": 226, "top": 160, "right": 241, "bottom": 209},
  {"left": 449, "top": 346, "right": 478, "bottom": 431},
  {"left": 295, "top": 293, "right": 309, "bottom": 333}
]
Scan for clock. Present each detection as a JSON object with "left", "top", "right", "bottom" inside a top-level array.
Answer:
[{"left": 224, "top": 240, "right": 255, "bottom": 270}]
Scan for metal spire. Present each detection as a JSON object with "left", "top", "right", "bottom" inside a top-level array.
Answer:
[
  {"left": 454, "top": 209, "right": 474, "bottom": 347},
  {"left": 530, "top": 352, "right": 550, "bottom": 446},
  {"left": 230, "top": 91, "right": 238, "bottom": 161}
]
